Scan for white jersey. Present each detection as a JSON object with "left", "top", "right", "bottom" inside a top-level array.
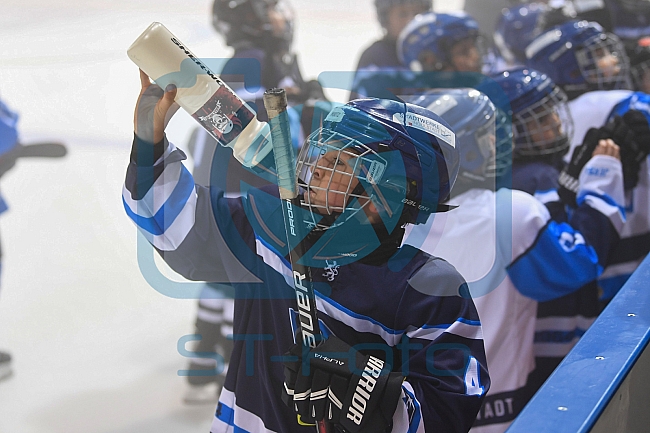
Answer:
[
  {"left": 405, "top": 155, "right": 625, "bottom": 433},
  {"left": 566, "top": 90, "right": 634, "bottom": 161},
  {"left": 567, "top": 90, "right": 650, "bottom": 300}
]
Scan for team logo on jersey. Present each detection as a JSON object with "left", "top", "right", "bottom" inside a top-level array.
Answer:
[{"left": 323, "top": 260, "right": 339, "bottom": 282}]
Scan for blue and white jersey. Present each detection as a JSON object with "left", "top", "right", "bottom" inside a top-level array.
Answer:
[
  {"left": 405, "top": 154, "right": 624, "bottom": 433},
  {"left": 568, "top": 90, "right": 650, "bottom": 301},
  {"left": 123, "top": 137, "right": 490, "bottom": 433}
]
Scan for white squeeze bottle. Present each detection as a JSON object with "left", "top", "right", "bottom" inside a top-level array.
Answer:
[{"left": 127, "top": 22, "right": 271, "bottom": 168}]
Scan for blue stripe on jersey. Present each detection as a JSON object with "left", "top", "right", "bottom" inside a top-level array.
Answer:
[
  {"left": 403, "top": 385, "right": 423, "bottom": 433},
  {"left": 508, "top": 221, "right": 602, "bottom": 302},
  {"left": 315, "top": 291, "right": 403, "bottom": 336},
  {"left": 215, "top": 402, "right": 250, "bottom": 433},
  {"left": 123, "top": 164, "right": 195, "bottom": 235}
]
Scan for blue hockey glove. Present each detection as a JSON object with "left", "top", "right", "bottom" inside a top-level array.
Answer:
[{"left": 282, "top": 336, "right": 403, "bottom": 433}]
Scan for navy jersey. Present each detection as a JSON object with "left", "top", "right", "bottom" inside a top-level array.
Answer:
[{"left": 123, "top": 138, "right": 491, "bottom": 433}]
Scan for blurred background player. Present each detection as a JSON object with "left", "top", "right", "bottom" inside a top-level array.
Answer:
[
  {"left": 182, "top": 0, "right": 330, "bottom": 405},
  {"left": 349, "top": 0, "right": 432, "bottom": 100},
  {"left": 406, "top": 87, "right": 625, "bottom": 433},
  {"left": 491, "top": 2, "right": 547, "bottom": 72},
  {"left": 0, "top": 96, "right": 66, "bottom": 383},
  {"left": 626, "top": 36, "right": 650, "bottom": 93},
  {"left": 0, "top": 97, "right": 17, "bottom": 382},
  {"left": 397, "top": 11, "right": 484, "bottom": 74},
  {"left": 354, "top": 0, "right": 432, "bottom": 71}
]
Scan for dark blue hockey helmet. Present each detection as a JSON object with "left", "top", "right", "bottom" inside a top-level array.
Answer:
[
  {"left": 490, "top": 67, "right": 573, "bottom": 160},
  {"left": 296, "top": 98, "right": 460, "bottom": 230},
  {"left": 397, "top": 11, "right": 482, "bottom": 72},
  {"left": 494, "top": 3, "right": 546, "bottom": 66},
  {"left": 526, "top": 20, "right": 632, "bottom": 99},
  {"left": 408, "top": 89, "right": 512, "bottom": 188}
]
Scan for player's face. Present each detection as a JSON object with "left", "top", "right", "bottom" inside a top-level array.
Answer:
[
  {"left": 308, "top": 150, "right": 360, "bottom": 213},
  {"left": 386, "top": 3, "right": 429, "bottom": 39},
  {"left": 450, "top": 38, "right": 482, "bottom": 73},
  {"left": 595, "top": 47, "right": 622, "bottom": 79},
  {"left": 524, "top": 109, "right": 563, "bottom": 146}
]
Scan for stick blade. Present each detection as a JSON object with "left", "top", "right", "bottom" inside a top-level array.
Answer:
[{"left": 18, "top": 142, "right": 68, "bottom": 158}]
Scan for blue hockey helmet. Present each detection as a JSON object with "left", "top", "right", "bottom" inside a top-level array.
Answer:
[
  {"left": 526, "top": 20, "right": 631, "bottom": 99},
  {"left": 408, "top": 89, "right": 512, "bottom": 189},
  {"left": 494, "top": 3, "right": 546, "bottom": 66},
  {"left": 397, "top": 11, "right": 482, "bottom": 72},
  {"left": 212, "top": 0, "right": 294, "bottom": 52},
  {"left": 296, "top": 98, "right": 460, "bottom": 230},
  {"left": 490, "top": 67, "right": 573, "bottom": 160}
]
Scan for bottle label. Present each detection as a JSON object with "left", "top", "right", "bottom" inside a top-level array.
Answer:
[{"left": 192, "top": 85, "right": 255, "bottom": 147}]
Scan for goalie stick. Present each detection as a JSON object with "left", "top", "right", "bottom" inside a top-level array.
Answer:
[{"left": 263, "top": 88, "right": 332, "bottom": 433}]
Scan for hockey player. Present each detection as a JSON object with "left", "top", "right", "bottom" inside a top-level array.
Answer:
[
  {"left": 397, "top": 11, "right": 484, "bottom": 74},
  {"left": 349, "top": 0, "right": 432, "bottom": 100},
  {"left": 406, "top": 87, "right": 625, "bottom": 433},
  {"left": 526, "top": 19, "right": 650, "bottom": 306},
  {"left": 125, "top": 70, "right": 491, "bottom": 432},
  {"left": 354, "top": 0, "right": 432, "bottom": 71},
  {"left": 182, "top": 0, "right": 331, "bottom": 404},
  {"left": 526, "top": 19, "right": 633, "bottom": 150},
  {"left": 0, "top": 97, "right": 19, "bottom": 382},
  {"left": 491, "top": 2, "right": 546, "bottom": 72}
]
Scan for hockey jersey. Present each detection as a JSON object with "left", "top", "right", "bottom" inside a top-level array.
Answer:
[
  {"left": 567, "top": 90, "right": 650, "bottom": 301},
  {"left": 122, "top": 137, "right": 491, "bottom": 433},
  {"left": 404, "top": 154, "right": 625, "bottom": 433}
]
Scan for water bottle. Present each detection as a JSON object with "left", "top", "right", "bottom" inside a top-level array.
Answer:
[{"left": 127, "top": 22, "right": 271, "bottom": 168}]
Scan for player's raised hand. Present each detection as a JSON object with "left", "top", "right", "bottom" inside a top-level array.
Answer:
[
  {"left": 592, "top": 139, "right": 620, "bottom": 159},
  {"left": 134, "top": 69, "right": 179, "bottom": 144}
]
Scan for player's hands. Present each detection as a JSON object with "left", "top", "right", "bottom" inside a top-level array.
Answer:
[
  {"left": 134, "top": 69, "right": 179, "bottom": 144},
  {"left": 558, "top": 127, "right": 602, "bottom": 207},
  {"left": 592, "top": 138, "right": 620, "bottom": 159},
  {"left": 282, "top": 336, "right": 403, "bottom": 433}
]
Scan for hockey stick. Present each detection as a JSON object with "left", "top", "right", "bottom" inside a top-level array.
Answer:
[
  {"left": 17, "top": 142, "right": 67, "bottom": 158},
  {"left": 0, "top": 142, "right": 68, "bottom": 178},
  {"left": 263, "top": 88, "right": 332, "bottom": 433}
]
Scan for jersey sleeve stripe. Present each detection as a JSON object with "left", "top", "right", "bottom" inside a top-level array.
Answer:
[
  {"left": 122, "top": 158, "right": 185, "bottom": 217},
  {"left": 212, "top": 389, "right": 278, "bottom": 433},
  {"left": 131, "top": 191, "right": 197, "bottom": 251}
]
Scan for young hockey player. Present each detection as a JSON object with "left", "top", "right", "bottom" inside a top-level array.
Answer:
[
  {"left": 406, "top": 86, "right": 625, "bottom": 433},
  {"left": 354, "top": 0, "right": 432, "bottom": 71},
  {"left": 526, "top": 19, "right": 650, "bottom": 305},
  {"left": 124, "top": 70, "right": 491, "bottom": 432},
  {"left": 397, "top": 11, "right": 483, "bottom": 74},
  {"left": 0, "top": 97, "right": 19, "bottom": 382},
  {"left": 349, "top": 0, "right": 432, "bottom": 100},
  {"left": 182, "top": 0, "right": 330, "bottom": 404}
]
